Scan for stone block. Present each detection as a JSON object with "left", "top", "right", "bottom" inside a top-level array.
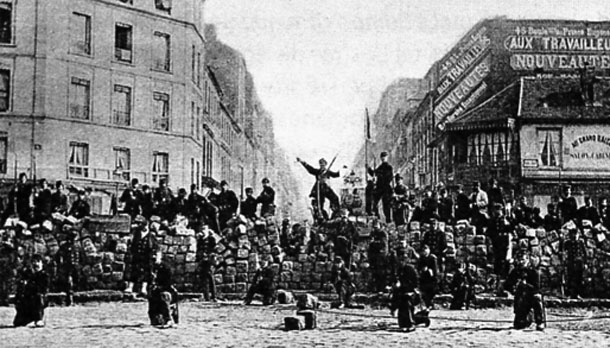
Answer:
[
  {"left": 235, "top": 282, "right": 247, "bottom": 293},
  {"left": 112, "top": 261, "right": 125, "bottom": 272},
  {"left": 226, "top": 266, "right": 237, "bottom": 276},
  {"left": 185, "top": 252, "right": 196, "bottom": 262},
  {"left": 236, "top": 273, "right": 248, "bottom": 283},
  {"left": 185, "top": 262, "right": 197, "bottom": 273},
  {"left": 92, "top": 263, "right": 104, "bottom": 276},
  {"left": 223, "top": 275, "right": 235, "bottom": 284},
  {"left": 237, "top": 248, "right": 249, "bottom": 259},
  {"left": 214, "top": 274, "right": 223, "bottom": 284},
  {"left": 280, "top": 271, "right": 292, "bottom": 282},
  {"left": 215, "top": 243, "right": 227, "bottom": 254},
  {"left": 236, "top": 260, "right": 249, "bottom": 273}
]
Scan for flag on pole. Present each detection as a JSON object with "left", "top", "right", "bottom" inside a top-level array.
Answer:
[{"left": 365, "top": 108, "right": 371, "bottom": 140}]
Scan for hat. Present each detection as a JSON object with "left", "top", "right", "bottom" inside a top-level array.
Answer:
[
  {"left": 150, "top": 215, "right": 162, "bottom": 223},
  {"left": 380, "top": 151, "right": 388, "bottom": 157},
  {"left": 78, "top": 189, "right": 86, "bottom": 194},
  {"left": 220, "top": 180, "right": 229, "bottom": 186},
  {"left": 319, "top": 158, "right": 327, "bottom": 165},
  {"left": 395, "top": 174, "right": 403, "bottom": 180},
  {"left": 262, "top": 177, "right": 270, "bottom": 184},
  {"left": 134, "top": 215, "right": 147, "bottom": 224},
  {"left": 334, "top": 256, "right": 344, "bottom": 263}
]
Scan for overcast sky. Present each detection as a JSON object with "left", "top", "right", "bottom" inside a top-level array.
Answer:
[{"left": 206, "top": 0, "right": 609, "bottom": 207}]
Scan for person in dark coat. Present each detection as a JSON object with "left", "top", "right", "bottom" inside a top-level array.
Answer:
[
  {"left": 153, "top": 179, "right": 174, "bottom": 221},
  {"left": 543, "top": 202, "right": 562, "bottom": 231},
  {"left": 68, "top": 190, "right": 91, "bottom": 219},
  {"left": 55, "top": 228, "right": 82, "bottom": 306},
  {"left": 244, "top": 260, "right": 277, "bottom": 305},
  {"left": 217, "top": 180, "right": 239, "bottom": 231},
  {"left": 125, "top": 216, "right": 159, "bottom": 295},
  {"left": 513, "top": 196, "right": 533, "bottom": 226},
  {"left": 7, "top": 173, "right": 33, "bottom": 223},
  {"left": 417, "top": 244, "right": 438, "bottom": 309},
  {"left": 186, "top": 184, "right": 204, "bottom": 231},
  {"left": 240, "top": 187, "right": 258, "bottom": 221},
  {"left": 438, "top": 188, "right": 454, "bottom": 224},
  {"left": 487, "top": 178, "right": 505, "bottom": 216},
  {"left": 561, "top": 228, "right": 587, "bottom": 299},
  {"left": 421, "top": 219, "right": 447, "bottom": 262},
  {"left": 389, "top": 250, "right": 420, "bottom": 332},
  {"left": 392, "top": 174, "right": 409, "bottom": 227},
  {"left": 368, "top": 220, "right": 389, "bottom": 292},
  {"left": 257, "top": 178, "right": 276, "bottom": 217},
  {"left": 297, "top": 157, "right": 341, "bottom": 221},
  {"left": 330, "top": 256, "right": 355, "bottom": 308},
  {"left": 50, "top": 181, "right": 69, "bottom": 215},
  {"left": 559, "top": 185, "right": 578, "bottom": 223},
  {"left": 504, "top": 249, "right": 545, "bottom": 331},
  {"left": 454, "top": 184, "right": 471, "bottom": 221},
  {"left": 368, "top": 152, "right": 394, "bottom": 223},
  {"left": 196, "top": 229, "right": 217, "bottom": 302},
  {"left": 577, "top": 196, "right": 600, "bottom": 226},
  {"left": 487, "top": 203, "right": 514, "bottom": 282},
  {"left": 599, "top": 198, "right": 610, "bottom": 229},
  {"left": 421, "top": 190, "right": 439, "bottom": 223},
  {"left": 0, "top": 229, "right": 18, "bottom": 306},
  {"left": 33, "top": 179, "right": 53, "bottom": 223},
  {"left": 120, "top": 179, "right": 142, "bottom": 219},
  {"left": 170, "top": 188, "right": 189, "bottom": 221},
  {"left": 449, "top": 262, "right": 475, "bottom": 310},
  {"left": 140, "top": 185, "right": 155, "bottom": 220},
  {"left": 13, "top": 254, "right": 48, "bottom": 327},
  {"left": 148, "top": 262, "right": 179, "bottom": 328}
]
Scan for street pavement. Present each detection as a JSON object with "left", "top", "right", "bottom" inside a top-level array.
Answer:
[{"left": 1, "top": 301, "right": 610, "bottom": 347}]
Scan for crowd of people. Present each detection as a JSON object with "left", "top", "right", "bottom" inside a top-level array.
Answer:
[{"left": 0, "top": 173, "right": 277, "bottom": 328}]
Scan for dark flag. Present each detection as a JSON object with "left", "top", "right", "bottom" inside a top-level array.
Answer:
[{"left": 365, "top": 108, "right": 371, "bottom": 140}]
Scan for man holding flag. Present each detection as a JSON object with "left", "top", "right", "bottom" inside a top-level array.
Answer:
[{"left": 297, "top": 156, "right": 341, "bottom": 221}]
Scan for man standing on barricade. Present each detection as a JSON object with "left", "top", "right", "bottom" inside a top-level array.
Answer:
[
  {"left": 438, "top": 187, "right": 454, "bottom": 224},
  {"left": 257, "top": 178, "right": 276, "bottom": 217},
  {"left": 241, "top": 187, "right": 258, "bottom": 221},
  {"left": 421, "top": 218, "right": 447, "bottom": 265},
  {"left": 217, "top": 180, "right": 239, "bottom": 231},
  {"left": 470, "top": 181, "right": 488, "bottom": 235},
  {"left": 392, "top": 174, "right": 409, "bottom": 227},
  {"left": 559, "top": 184, "right": 578, "bottom": 223},
  {"left": 454, "top": 184, "right": 471, "bottom": 222},
  {"left": 33, "top": 179, "right": 53, "bottom": 224},
  {"left": 561, "top": 227, "right": 586, "bottom": 299},
  {"left": 125, "top": 215, "right": 159, "bottom": 296},
  {"left": 120, "top": 179, "right": 143, "bottom": 219},
  {"left": 51, "top": 181, "right": 69, "bottom": 215},
  {"left": 504, "top": 249, "right": 545, "bottom": 331},
  {"left": 154, "top": 179, "right": 174, "bottom": 222},
  {"left": 368, "top": 152, "right": 394, "bottom": 223},
  {"left": 487, "top": 179, "right": 505, "bottom": 216},
  {"left": 7, "top": 173, "right": 33, "bottom": 224},
  {"left": 297, "top": 157, "right": 341, "bottom": 221},
  {"left": 69, "top": 189, "right": 91, "bottom": 219},
  {"left": 577, "top": 196, "right": 600, "bottom": 226}
]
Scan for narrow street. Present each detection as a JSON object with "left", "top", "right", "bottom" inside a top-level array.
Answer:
[{"left": 1, "top": 302, "right": 609, "bottom": 347}]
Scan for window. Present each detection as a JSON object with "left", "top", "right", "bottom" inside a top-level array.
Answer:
[
  {"left": 112, "top": 85, "right": 131, "bottom": 126},
  {"left": 69, "top": 77, "right": 90, "bottom": 120},
  {"left": 68, "top": 142, "right": 89, "bottom": 178},
  {"left": 196, "top": 106, "right": 201, "bottom": 140},
  {"left": 114, "top": 147, "right": 130, "bottom": 181},
  {"left": 0, "top": 1, "right": 12, "bottom": 44},
  {"left": 197, "top": 52, "right": 201, "bottom": 87},
  {"left": 191, "top": 45, "right": 196, "bottom": 82},
  {"left": 0, "top": 69, "right": 9, "bottom": 111},
  {"left": 0, "top": 133, "right": 6, "bottom": 174},
  {"left": 538, "top": 129, "right": 561, "bottom": 167},
  {"left": 115, "top": 23, "right": 132, "bottom": 63},
  {"left": 152, "top": 32, "right": 170, "bottom": 71},
  {"left": 155, "top": 0, "right": 172, "bottom": 13},
  {"left": 153, "top": 92, "right": 170, "bottom": 131},
  {"left": 152, "top": 151, "right": 169, "bottom": 183},
  {"left": 70, "top": 13, "right": 91, "bottom": 55}
]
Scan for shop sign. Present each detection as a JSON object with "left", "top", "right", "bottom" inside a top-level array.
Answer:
[
  {"left": 505, "top": 24, "right": 610, "bottom": 71},
  {"left": 565, "top": 128, "right": 610, "bottom": 170}
]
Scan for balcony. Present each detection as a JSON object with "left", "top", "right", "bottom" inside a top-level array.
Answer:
[
  {"left": 68, "top": 166, "right": 151, "bottom": 183},
  {"left": 112, "top": 110, "right": 130, "bottom": 126}
]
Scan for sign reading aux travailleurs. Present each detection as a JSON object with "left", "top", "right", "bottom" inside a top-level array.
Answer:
[{"left": 507, "top": 24, "right": 610, "bottom": 71}]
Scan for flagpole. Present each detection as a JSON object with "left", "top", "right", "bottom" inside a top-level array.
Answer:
[{"left": 365, "top": 109, "right": 368, "bottom": 180}]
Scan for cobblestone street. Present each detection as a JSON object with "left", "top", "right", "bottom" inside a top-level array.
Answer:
[{"left": 1, "top": 301, "right": 610, "bottom": 347}]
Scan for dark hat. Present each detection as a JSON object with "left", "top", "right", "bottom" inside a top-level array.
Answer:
[
  {"left": 334, "top": 256, "right": 344, "bottom": 263},
  {"left": 245, "top": 187, "right": 254, "bottom": 193},
  {"left": 220, "top": 180, "right": 229, "bottom": 186},
  {"left": 178, "top": 188, "right": 187, "bottom": 195},
  {"left": 190, "top": 183, "right": 197, "bottom": 190},
  {"left": 395, "top": 173, "right": 403, "bottom": 180},
  {"left": 262, "top": 177, "right": 270, "bottom": 184},
  {"left": 55, "top": 180, "right": 63, "bottom": 188},
  {"left": 319, "top": 158, "right": 327, "bottom": 165},
  {"left": 380, "top": 151, "right": 388, "bottom": 157},
  {"left": 134, "top": 215, "right": 147, "bottom": 224}
]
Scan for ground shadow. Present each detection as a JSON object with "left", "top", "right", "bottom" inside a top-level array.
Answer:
[{"left": 63, "top": 323, "right": 146, "bottom": 330}]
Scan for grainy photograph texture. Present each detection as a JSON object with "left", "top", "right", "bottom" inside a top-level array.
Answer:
[{"left": 2, "top": 0, "right": 610, "bottom": 347}]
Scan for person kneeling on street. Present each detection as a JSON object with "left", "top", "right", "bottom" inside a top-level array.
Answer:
[
  {"left": 504, "top": 249, "right": 546, "bottom": 331},
  {"left": 244, "top": 260, "right": 277, "bottom": 305},
  {"left": 148, "top": 261, "right": 179, "bottom": 328},
  {"left": 331, "top": 256, "right": 355, "bottom": 308},
  {"left": 389, "top": 253, "right": 422, "bottom": 332},
  {"left": 14, "top": 254, "right": 49, "bottom": 327}
]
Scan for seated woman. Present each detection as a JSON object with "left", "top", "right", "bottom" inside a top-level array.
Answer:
[
  {"left": 14, "top": 254, "right": 48, "bottom": 327},
  {"left": 148, "top": 262, "right": 179, "bottom": 328}
]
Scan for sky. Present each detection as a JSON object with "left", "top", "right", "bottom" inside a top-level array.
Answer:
[{"left": 205, "top": 0, "right": 609, "bottom": 211}]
